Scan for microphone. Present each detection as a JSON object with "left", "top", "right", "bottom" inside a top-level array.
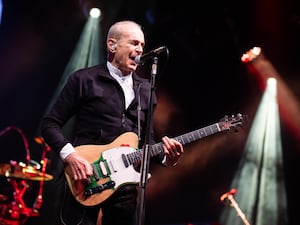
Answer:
[
  {"left": 220, "top": 188, "right": 237, "bottom": 202},
  {"left": 135, "top": 46, "right": 167, "bottom": 65}
]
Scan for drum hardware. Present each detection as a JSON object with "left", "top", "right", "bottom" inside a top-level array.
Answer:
[
  {"left": 0, "top": 126, "right": 53, "bottom": 225},
  {"left": 0, "top": 178, "right": 33, "bottom": 225},
  {"left": 31, "top": 137, "right": 51, "bottom": 213},
  {"left": 0, "top": 160, "right": 53, "bottom": 225}
]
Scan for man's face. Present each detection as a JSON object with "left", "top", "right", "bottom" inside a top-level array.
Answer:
[{"left": 111, "top": 25, "right": 145, "bottom": 75}]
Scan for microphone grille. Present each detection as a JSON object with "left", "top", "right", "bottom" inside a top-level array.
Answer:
[{"left": 134, "top": 55, "right": 142, "bottom": 64}]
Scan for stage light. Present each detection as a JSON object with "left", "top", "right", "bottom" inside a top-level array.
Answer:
[
  {"left": 219, "top": 75, "right": 288, "bottom": 225},
  {"left": 89, "top": 8, "right": 101, "bottom": 18},
  {"left": 267, "top": 77, "right": 277, "bottom": 96},
  {"left": 241, "top": 46, "right": 300, "bottom": 143},
  {"left": 241, "top": 47, "right": 261, "bottom": 63}
]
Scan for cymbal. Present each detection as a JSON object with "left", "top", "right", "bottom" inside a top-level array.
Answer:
[{"left": 0, "top": 163, "right": 53, "bottom": 181}]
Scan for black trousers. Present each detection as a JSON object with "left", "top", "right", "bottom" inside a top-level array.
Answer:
[{"left": 60, "top": 182, "right": 138, "bottom": 225}]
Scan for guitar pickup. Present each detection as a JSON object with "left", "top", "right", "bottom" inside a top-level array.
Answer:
[
  {"left": 84, "top": 181, "right": 115, "bottom": 197},
  {"left": 91, "top": 164, "right": 100, "bottom": 180},
  {"left": 91, "top": 160, "right": 110, "bottom": 181}
]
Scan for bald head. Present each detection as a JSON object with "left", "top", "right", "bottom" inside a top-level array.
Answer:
[{"left": 107, "top": 20, "right": 143, "bottom": 42}]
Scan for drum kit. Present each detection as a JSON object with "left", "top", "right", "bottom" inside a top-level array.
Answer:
[
  {"left": 0, "top": 126, "right": 53, "bottom": 225},
  {"left": 0, "top": 160, "right": 53, "bottom": 225}
]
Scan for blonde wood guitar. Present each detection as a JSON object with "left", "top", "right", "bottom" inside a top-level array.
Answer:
[{"left": 64, "top": 114, "right": 246, "bottom": 206}]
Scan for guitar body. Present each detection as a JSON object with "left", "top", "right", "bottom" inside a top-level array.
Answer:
[{"left": 64, "top": 132, "right": 142, "bottom": 207}]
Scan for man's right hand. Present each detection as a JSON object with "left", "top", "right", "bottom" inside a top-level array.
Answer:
[{"left": 64, "top": 152, "right": 93, "bottom": 181}]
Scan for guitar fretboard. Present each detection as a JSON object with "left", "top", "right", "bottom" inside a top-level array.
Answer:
[{"left": 125, "top": 123, "right": 221, "bottom": 166}]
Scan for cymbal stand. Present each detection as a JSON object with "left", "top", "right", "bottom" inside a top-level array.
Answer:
[
  {"left": 7, "top": 178, "right": 31, "bottom": 224},
  {"left": 32, "top": 141, "right": 51, "bottom": 213}
]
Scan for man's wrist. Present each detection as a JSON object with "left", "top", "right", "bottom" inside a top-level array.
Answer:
[{"left": 60, "top": 143, "right": 76, "bottom": 160}]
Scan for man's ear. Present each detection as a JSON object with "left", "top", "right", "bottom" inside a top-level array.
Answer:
[
  {"left": 108, "top": 38, "right": 117, "bottom": 52},
  {"left": 111, "top": 44, "right": 116, "bottom": 50}
]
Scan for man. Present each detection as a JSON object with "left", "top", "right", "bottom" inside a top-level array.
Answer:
[{"left": 40, "top": 20, "right": 184, "bottom": 225}]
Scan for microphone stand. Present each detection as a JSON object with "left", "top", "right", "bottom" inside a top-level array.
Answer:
[{"left": 136, "top": 57, "right": 158, "bottom": 225}]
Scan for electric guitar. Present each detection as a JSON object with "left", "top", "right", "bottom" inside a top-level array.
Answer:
[{"left": 64, "top": 113, "right": 246, "bottom": 206}]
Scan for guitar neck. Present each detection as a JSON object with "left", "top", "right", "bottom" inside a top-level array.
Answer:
[
  {"left": 126, "top": 122, "right": 222, "bottom": 165},
  {"left": 153, "top": 122, "right": 221, "bottom": 152}
]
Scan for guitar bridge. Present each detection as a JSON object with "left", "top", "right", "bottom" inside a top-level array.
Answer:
[{"left": 84, "top": 181, "right": 115, "bottom": 197}]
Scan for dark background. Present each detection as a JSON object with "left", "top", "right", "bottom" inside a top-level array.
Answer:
[{"left": 0, "top": 0, "right": 300, "bottom": 225}]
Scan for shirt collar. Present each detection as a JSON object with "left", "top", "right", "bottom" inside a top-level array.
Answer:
[{"left": 106, "top": 61, "right": 132, "bottom": 80}]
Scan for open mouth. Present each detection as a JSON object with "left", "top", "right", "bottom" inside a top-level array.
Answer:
[
  {"left": 129, "top": 56, "right": 138, "bottom": 64},
  {"left": 129, "top": 56, "right": 136, "bottom": 61}
]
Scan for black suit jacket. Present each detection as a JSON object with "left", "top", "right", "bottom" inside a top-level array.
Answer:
[{"left": 41, "top": 63, "right": 158, "bottom": 155}]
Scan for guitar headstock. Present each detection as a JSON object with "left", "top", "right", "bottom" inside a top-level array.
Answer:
[{"left": 219, "top": 113, "right": 247, "bottom": 132}]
